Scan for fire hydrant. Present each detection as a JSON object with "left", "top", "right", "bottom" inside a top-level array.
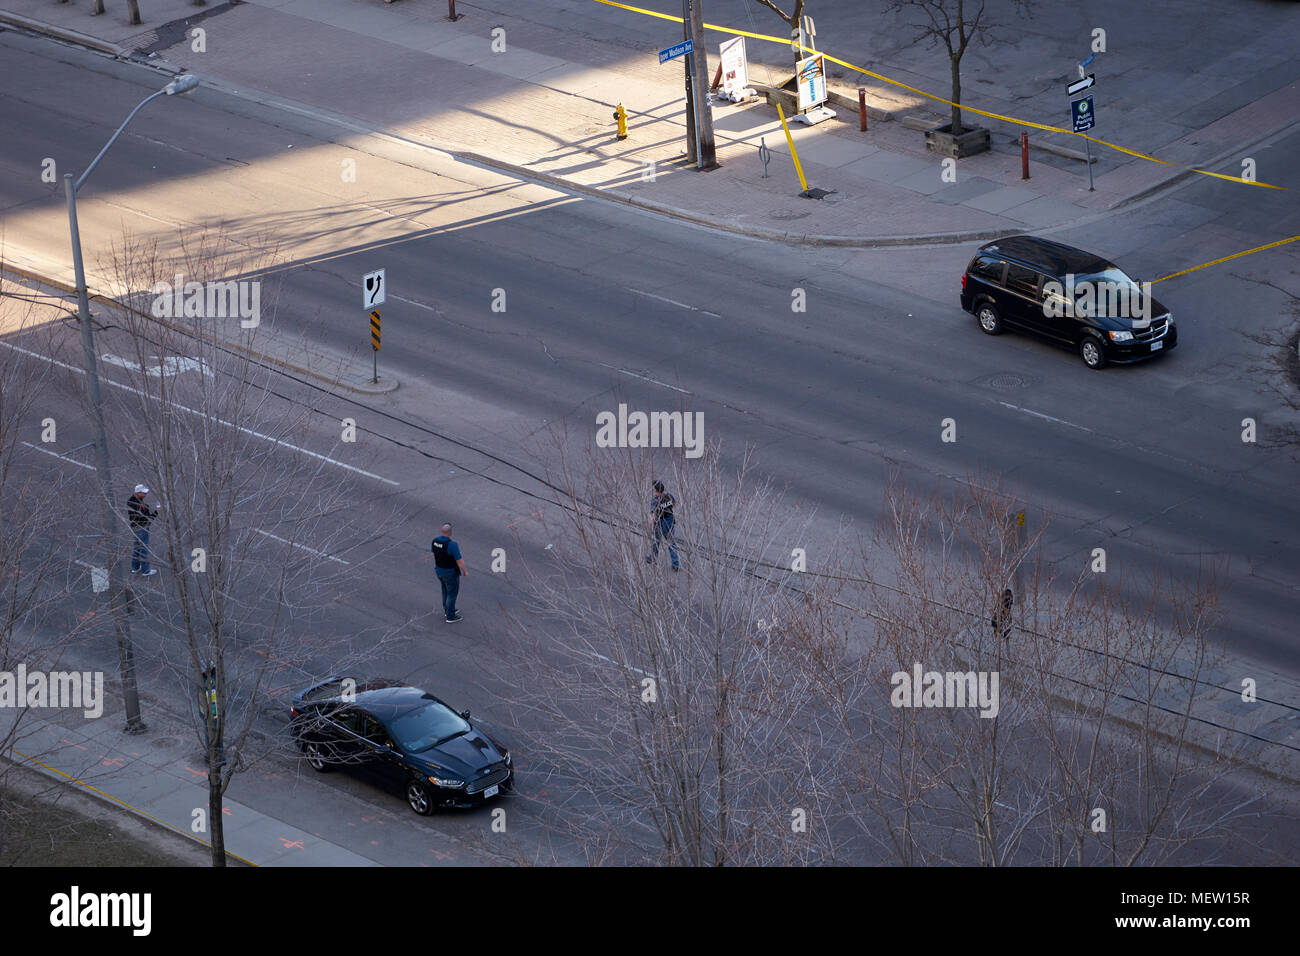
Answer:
[{"left": 613, "top": 103, "right": 628, "bottom": 140}]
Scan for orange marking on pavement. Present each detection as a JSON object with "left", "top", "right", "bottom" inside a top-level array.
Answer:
[
  {"left": 185, "top": 765, "right": 209, "bottom": 780},
  {"left": 59, "top": 738, "right": 88, "bottom": 751},
  {"left": 101, "top": 757, "right": 125, "bottom": 768},
  {"left": 278, "top": 837, "right": 304, "bottom": 849},
  {"left": 506, "top": 510, "right": 543, "bottom": 529}
]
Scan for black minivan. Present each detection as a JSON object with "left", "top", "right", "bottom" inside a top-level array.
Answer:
[{"left": 960, "top": 235, "right": 1176, "bottom": 369}]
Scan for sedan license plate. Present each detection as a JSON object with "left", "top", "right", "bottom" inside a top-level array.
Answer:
[
  {"left": 1150, "top": 340, "right": 1163, "bottom": 351},
  {"left": 484, "top": 784, "right": 499, "bottom": 799}
]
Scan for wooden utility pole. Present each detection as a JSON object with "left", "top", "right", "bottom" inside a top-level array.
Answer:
[{"left": 684, "top": 0, "right": 717, "bottom": 169}]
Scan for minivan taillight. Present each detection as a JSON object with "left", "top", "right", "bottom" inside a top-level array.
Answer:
[{"left": 961, "top": 273, "right": 967, "bottom": 291}]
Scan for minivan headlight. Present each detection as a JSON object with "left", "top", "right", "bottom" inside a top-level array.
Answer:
[{"left": 1108, "top": 330, "right": 1134, "bottom": 342}]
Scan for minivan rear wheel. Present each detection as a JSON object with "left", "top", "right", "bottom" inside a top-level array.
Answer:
[
  {"left": 1079, "top": 335, "right": 1107, "bottom": 369},
  {"left": 976, "top": 302, "right": 1002, "bottom": 335}
]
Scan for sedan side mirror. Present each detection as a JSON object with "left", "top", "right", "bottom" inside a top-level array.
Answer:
[{"left": 459, "top": 709, "right": 471, "bottom": 719}]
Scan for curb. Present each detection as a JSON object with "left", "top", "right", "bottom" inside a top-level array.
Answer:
[
  {"left": 0, "top": 10, "right": 127, "bottom": 56},
  {"left": 0, "top": 260, "right": 392, "bottom": 396}
]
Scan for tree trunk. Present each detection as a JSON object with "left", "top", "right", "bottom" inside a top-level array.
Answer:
[
  {"left": 209, "top": 770, "right": 226, "bottom": 867},
  {"left": 127, "top": 1, "right": 142, "bottom": 25},
  {"left": 950, "top": 53, "right": 963, "bottom": 136}
]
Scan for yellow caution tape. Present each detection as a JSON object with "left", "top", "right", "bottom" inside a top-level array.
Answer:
[
  {"left": 1151, "top": 235, "right": 1300, "bottom": 283},
  {"left": 594, "top": 0, "right": 1285, "bottom": 191},
  {"left": 775, "top": 103, "right": 809, "bottom": 191}
]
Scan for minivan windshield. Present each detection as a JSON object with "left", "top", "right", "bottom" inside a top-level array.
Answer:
[
  {"left": 389, "top": 700, "right": 470, "bottom": 752},
  {"left": 1076, "top": 267, "right": 1140, "bottom": 291},
  {"left": 1072, "top": 267, "right": 1149, "bottom": 317}
]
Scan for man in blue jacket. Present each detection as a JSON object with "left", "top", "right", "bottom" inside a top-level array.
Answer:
[
  {"left": 431, "top": 523, "right": 468, "bottom": 622},
  {"left": 645, "top": 480, "right": 679, "bottom": 571}
]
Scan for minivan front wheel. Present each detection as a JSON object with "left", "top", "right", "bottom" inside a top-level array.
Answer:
[
  {"left": 976, "top": 303, "right": 1002, "bottom": 335},
  {"left": 1079, "top": 335, "right": 1108, "bottom": 370}
]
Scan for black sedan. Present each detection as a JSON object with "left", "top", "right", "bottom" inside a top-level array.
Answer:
[{"left": 290, "top": 677, "right": 512, "bottom": 815}]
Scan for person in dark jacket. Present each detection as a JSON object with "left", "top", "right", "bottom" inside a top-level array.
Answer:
[
  {"left": 128, "top": 484, "right": 159, "bottom": 575},
  {"left": 645, "top": 480, "right": 679, "bottom": 571},
  {"left": 431, "top": 523, "right": 468, "bottom": 622}
]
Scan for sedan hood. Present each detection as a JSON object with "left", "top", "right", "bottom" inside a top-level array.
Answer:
[{"left": 411, "top": 729, "right": 503, "bottom": 780}]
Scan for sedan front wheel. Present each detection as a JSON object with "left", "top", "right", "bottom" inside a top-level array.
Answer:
[{"left": 407, "top": 780, "right": 435, "bottom": 816}]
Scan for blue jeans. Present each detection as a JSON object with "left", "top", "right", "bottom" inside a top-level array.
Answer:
[
  {"left": 131, "top": 528, "right": 151, "bottom": 573},
  {"left": 437, "top": 569, "right": 460, "bottom": 618},
  {"left": 650, "top": 515, "right": 679, "bottom": 569}
]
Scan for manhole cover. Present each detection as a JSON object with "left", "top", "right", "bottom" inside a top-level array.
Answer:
[{"left": 987, "top": 373, "right": 1030, "bottom": 390}]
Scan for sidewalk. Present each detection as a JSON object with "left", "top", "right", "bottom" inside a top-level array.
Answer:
[
  {"left": 1, "top": 696, "right": 380, "bottom": 867},
  {"left": 2, "top": 0, "right": 1297, "bottom": 245}
]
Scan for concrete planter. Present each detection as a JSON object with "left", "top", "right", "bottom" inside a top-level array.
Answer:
[{"left": 925, "top": 123, "right": 991, "bottom": 158}]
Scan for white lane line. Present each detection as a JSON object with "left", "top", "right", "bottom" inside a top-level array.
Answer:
[
  {"left": 390, "top": 294, "right": 438, "bottom": 313},
  {"left": 20, "top": 441, "right": 95, "bottom": 470},
  {"left": 596, "top": 362, "right": 691, "bottom": 394},
  {"left": 578, "top": 647, "right": 660, "bottom": 680},
  {"left": 998, "top": 402, "right": 1095, "bottom": 434},
  {"left": 627, "top": 287, "right": 721, "bottom": 318},
  {"left": 254, "top": 529, "right": 352, "bottom": 565},
  {"left": 1, "top": 342, "right": 399, "bottom": 486}
]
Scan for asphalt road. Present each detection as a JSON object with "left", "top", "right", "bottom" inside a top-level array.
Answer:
[{"left": 1, "top": 30, "right": 1298, "bottom": 863}]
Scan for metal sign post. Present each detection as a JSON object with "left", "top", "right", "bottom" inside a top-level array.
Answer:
[
  {"left": 363, "top": 270, "right": 386, "bottom": 383},
  {"left": 1068, "top": 60, "right": 1098, "bottom": 192},
  {"left": 1071, "top": 95, "right": 1096, "bottom": 192}
]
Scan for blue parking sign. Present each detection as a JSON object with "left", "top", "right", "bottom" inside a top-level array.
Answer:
[{"left": 1072, "top": 95, "right": 1095, "bottom": 133}]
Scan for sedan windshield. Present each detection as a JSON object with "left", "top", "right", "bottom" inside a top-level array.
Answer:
[{"left": 389, "top": 701, "right": 470, "bottom": 753}]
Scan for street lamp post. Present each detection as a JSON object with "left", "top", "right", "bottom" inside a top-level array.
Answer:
[{"left": 64, "top": 73, "right": 199, "bottom": 734}]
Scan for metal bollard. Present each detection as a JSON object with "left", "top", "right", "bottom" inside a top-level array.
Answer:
[
  {"left": 1021, "top": 131, "right": 1029, "bottom": 180},
  {"left": 858, "top": 88, "right": 868, "bottom": 132}
]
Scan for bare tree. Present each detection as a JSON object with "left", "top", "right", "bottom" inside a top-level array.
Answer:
[
  {"left": 0, "top": 279, "right": 97, "bottom": 852},
  {"left": 94, "top": 232, "right": 409, "bottom": 865},
  {"left": 886, "top": 0, "right": 1029, "bottom": 135},
  {"left": 808, "top": 474, "right": 1261, "bottom": 865},
  {"left": 500, "top": 434, "right": 841, "bottom": 865},
  {"left": 750, "top": 0, "right": 808, "bottom": 65}
]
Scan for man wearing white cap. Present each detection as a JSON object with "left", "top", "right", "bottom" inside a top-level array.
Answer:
[{"left": 128, "top": 484, "right": 160, "bottom": 575}]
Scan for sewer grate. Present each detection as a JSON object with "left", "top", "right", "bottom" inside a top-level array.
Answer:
[{"left": 987, "top": 373, "right": 1031, "bottom": 390}]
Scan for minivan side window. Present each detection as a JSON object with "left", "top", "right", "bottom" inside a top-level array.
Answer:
[
  {"left": 970, "top": 256, "right": 1005, "bottom": 283},
  {"left": 1005, "top": 264, "right": 1042, "bottom": 298}
]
